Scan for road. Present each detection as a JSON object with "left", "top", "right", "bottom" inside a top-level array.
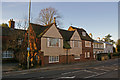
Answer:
[{"left": 2, "top": 58, "right": 120, "bottom": 80}]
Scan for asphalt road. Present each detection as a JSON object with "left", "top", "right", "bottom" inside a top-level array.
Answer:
[{"left": 2, "top": 58, "right": 120, "bottom": 80}]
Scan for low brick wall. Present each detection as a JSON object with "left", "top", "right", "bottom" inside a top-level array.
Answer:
[{"left": 44, "top": 55, "right": 75, "bottom": 65}]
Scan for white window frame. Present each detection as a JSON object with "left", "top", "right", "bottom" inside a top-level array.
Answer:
[
  {"left": 74, "top": 54, "right": 80, "bottom": 59},
  {"left": 87, "top": 52, "right": 90, "bottom": 58},
  {"left": 49, "top": 56, "right": 59, "bottom": 63},
  {"left": 85, "top": 52, "right": 87, "bottom": 58},
  {"left": 47, "top": 38, "right": 60, "bottom": 47},
  {"left": 82, "top": 32, "right": 86, "bottom": 36},
  {"left": 2, "top": 51, "right": 14, "bottom": 58},
  {"left": 85, "top": 41, "right": 91, "bottom": 47},
  {"left": 73, "top": 40, "right": 81, "bottom": 48}
]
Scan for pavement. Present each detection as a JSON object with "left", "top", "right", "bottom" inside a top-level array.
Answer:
[
  {"left": 2, "top": 63, "right": 19, "bottom": 72},
  {"left": 2, "top": 58, "right": 120, "bottom": 80},
  {"left": 2, "top": 59, "right": 97, "bottom": 72}
]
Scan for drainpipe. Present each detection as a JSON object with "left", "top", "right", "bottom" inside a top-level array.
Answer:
[{"left": 66, "top": 49, "right": 69, "bottom": 64}]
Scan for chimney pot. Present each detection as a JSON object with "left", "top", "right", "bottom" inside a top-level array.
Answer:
[
  {"left": 9, "top": 19, "right": 15, "bottom": 29},
  {"left": 97, "top": 37, "right": 100, "bottom": 41},
  {"left": 89, "top": 33, "right": 93, "bottom": 38},
  {"left": 53, "top": 17, "right": 56, "bottom": 24}
]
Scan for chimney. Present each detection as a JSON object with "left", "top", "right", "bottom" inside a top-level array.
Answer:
[
  {"left": 53, "top": 17, "right": 56, "bottom": 24},
  {"left": 102, "top": 38, "right": 105, "bottom": 41},
  {"left": 8, "top": 19, "right": 15, "bottom": 29},
  {"left": 89, "top": 33, "right": 93, "bottom": 38},
  {"left": 97, "top": 37, "right": 100, "bottom": 41}
]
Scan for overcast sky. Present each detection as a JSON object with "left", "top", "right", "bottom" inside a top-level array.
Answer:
[{"left": 1, "top": 2, "right": 118, "bottom": 41}]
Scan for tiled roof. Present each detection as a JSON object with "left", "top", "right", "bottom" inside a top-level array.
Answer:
[
  {"left": 58, "top": 28, "right": 74, "bottom": 41},
  {"left": 30, "top": 23, "right": 53, "bottom": 38},
  {"left": 1, "top": 27, "right": 26, "bottom": 51},
  {"left": 2, "top": 27, "right": 26, "bottom": 37},
  {"left": 70, "top": 26, "right": 93, "bottom": 41},
  {"left": 93, "top": 40, "right": 103, "bottom": 44},
  {"left": 101, "top": 41, "right": 112, "bottom": 45},
  {"left": 58, "top": 28, "right": 74, "bottom": 49}
]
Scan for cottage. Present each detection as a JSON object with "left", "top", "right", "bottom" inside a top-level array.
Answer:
[{"left": 2, "top": 19, "right": 26, "bottom": 62}]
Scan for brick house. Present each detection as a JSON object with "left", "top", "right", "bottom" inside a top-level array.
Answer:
[
  {"left": 2, "top": 19, "right": 26, "bottom": 62},
  {"left": 24, "top": 22, "right": 94, "bottom": 66},
  {"left": 2, "top": 19, "right": 94, "bottom": 66},
  {"left": 24, "top": 23, "right": 65, "bottom": 66},
  {"left": 68, "top": 26, "right": 94, "bottom": 60}
]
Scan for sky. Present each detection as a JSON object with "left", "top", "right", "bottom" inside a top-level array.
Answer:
[{"left": 1, "top": 2, "right": 118, "bottom": 42}]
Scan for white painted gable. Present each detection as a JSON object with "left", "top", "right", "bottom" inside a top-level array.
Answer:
[{"left": 42, "top": 24, "right": 62, "bottom": 38}]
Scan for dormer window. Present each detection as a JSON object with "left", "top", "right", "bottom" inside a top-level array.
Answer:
[{"left": 82, "top": 32, "right": 86, "bottom": 36}]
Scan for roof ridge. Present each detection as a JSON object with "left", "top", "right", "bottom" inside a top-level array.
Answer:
[
  {"left": 58, "top": 28, "right": 75, "bottom": 32},
  {"left": 30, "top": 23, "right": 45, "bottom": 27},
  {"left": 71, "top": 26, "right": 85, "bottom": 30}
]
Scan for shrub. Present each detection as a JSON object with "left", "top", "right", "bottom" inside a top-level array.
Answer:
[
  {"left": 108, "top": 53, "right": 111, "bottom": 59},
  {"left": 112, "top": 53, "right": 120, "bottom": 56}
]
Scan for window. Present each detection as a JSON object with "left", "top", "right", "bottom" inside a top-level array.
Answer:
[
  {"left": 85, "top": 52, "right": 90, "bottom": 58},
  {"left": 74, "top": 41, "right": 78, "bottom": 47},
  {"left": 47, "top": 38, "right": 60, "bottom": 47},
  {"left": 87, "top": 52, "right": 90, "bottom": 58},
  {"left": 85, "top": 41, "right": 91, "bottom": 47},
  {"left": 82, "top": 32, "right": 86, "bottom": 36},
  {"left": 73, "top": 41, "right": 81, "bottom": 47},
  {"left": 74, "top": 55, "right": 80, "bottom": 59},
  {"left": 2, "top": 51, "right": 14, "bottom": 58},
  {"left": 49, "top": 56, "right": 59, "bottom": 63},
  {"left": 85, "top": 52, "right": 87, "bottom": 58}
]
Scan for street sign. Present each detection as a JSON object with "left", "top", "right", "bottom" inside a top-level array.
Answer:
[{"left": 27, "top": 47, "right": 30, "bottom": 51}]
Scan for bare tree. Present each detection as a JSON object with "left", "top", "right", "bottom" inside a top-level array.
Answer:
[
  {"left": 17, "top": 20, "right": 22, "bottom": 29},
  {"left": 36, "top": 7, "right": 62, "bottom": 26},
  {"left": 17, "top": 14, "right": 34, "bottom": 30}
]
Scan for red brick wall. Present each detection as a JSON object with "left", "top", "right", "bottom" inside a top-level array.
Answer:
[
  {"left": 44, "top": 55, "right": 75, "bottom": 65},
  {"left": 81, "top": 40, "right": 93, "bottom": 60},
  {"left": 44, "top": 56, "right": 49, "bottom": 65}
]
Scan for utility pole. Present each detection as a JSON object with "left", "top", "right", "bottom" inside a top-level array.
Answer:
[{"left": 27, "top": 0, "right": 31, "bottom": 69}]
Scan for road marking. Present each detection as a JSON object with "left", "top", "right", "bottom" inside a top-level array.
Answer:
[
  {"left": 83, "top": 70, "right": 98, "bottom": 74},
  {"left": 61, "top": 70, "right": 82, "bottom": 75},
  {"left": 60, "top": 76, "right": 75, "bottom": 78},
  {"left": 84, "top": 72, "right": 106, "bottom": 78},
  {"left": 84, "top": 75, "right": 96, "bottom": 78},
  {"left": 94, "top": 68, "right": 109, "bottom": 71}
]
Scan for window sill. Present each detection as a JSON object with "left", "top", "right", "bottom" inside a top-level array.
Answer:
[
  {"left": 74, "top": 58, "right": 80, "bottom": 60},
  {"left": 49, "top": 61, "right": 59, "bottom": 63}
]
